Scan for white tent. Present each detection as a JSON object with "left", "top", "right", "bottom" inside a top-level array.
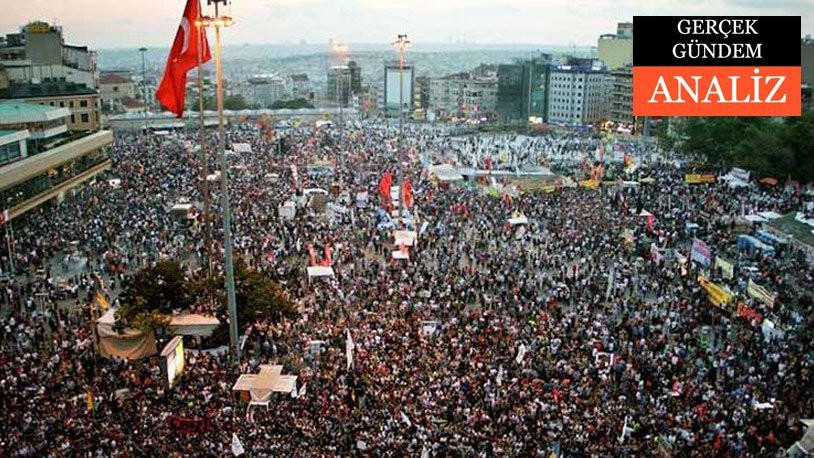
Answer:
[
  {"left": 508, "top": 215, "right": 529, "bottom": 226},
  {"left": 307, "top": 266, "right": 334, "bottom": 280},
  {"left": 97, "top": 308, "right": 158, "bottom": 360},
  {"left": 232, "top": 143, "right": 252, "bottom": 154},
  {"left": 167, "top": 314, "right": 220, "bottom": 337}
]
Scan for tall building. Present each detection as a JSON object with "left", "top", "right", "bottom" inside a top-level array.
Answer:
[
  {"left": 547, "top": 59, "right": 608, "bottom": 126},
  {"left": 0, "top": 21, "right": 99, "bottom": 89},
  {"left": 289, "top": 74, "right": 313, "bottom": 101},
  {"left": 429, "top": 66, "right": 498, "bottom": 120},
  {"left": 598, "top": 22, "right": 633, "bottom": 70},
  {"left": 0, "top": 76, "right": 102, "bottom": 131},
  {"left": 326, "top": 66, "right": 352, "bottom": 107},
  {"left": 608, "top": 66, "right": 634, "bottom": 126},
  {"left": 803, "top": 36, "right": 814, "bottom": 86},
  {"left": 99, "top": 73, "right": 138, "bottom": 113},
  {"left": 497, "top": 55, "right": 552, "bottom": 124},
  {"left": 383, "top": 61, "right": 414, "bottom": 118},
  {"left": 243, "top": 75, "right": 285, "bottom": 108},
  {"left": 0, "top": 100, "right": 112, "bottom": 221},
  {"left": 347, "top": 61, "right": 362, "bottom": 94},
  {"left": 414, "top": 76, "right": 430, "bottom": 110}
]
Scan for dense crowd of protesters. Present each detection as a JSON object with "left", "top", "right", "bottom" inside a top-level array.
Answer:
[{"left": 0, "top": 121, "right": 812, "bottom": 457}]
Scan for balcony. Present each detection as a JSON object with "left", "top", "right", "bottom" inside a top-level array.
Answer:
[{"left": 0, "top": 130, "right": 112, "bottom": 191}]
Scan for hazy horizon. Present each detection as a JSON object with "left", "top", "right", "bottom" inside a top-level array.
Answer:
[{"left": 4, "top": 0, "right": 812, "bottom": 50}]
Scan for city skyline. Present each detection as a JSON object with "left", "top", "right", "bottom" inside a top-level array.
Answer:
[{"left": 3, "top": 0, "right": 813, "bottom": 49}]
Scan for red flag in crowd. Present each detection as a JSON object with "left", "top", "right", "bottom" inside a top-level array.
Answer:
[
  {"left": 378, "top": 172, "right": 393, "bottom": 201},
  {"left": 156, "top": 0, "right": 210, "bottom": 117},
  {"left": 402, "top": 179, "right": 414, "bottom": 210}
]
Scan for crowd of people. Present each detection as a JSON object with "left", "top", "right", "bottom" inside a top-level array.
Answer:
[{"left": 1, "top": 120, "right": 812, "bottom": 457}]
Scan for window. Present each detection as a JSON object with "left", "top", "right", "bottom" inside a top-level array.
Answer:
[
  {"left": 69, "top": 101, "right": 74, "bottom": 108},
  {"left": 80, "top": 100, "right": 88, "bottom": 107},
  {"left": 81, "top": 113, "right": 89, "bottom": 123},
  {"left": 59, "top": 101, "right": 64, "bottom": 107},
  {"left": 113, "top": 86, "right": 119, "bottom": 92},
  {"left": 71, "top": 115, "right": 76, "bottom": 123}
]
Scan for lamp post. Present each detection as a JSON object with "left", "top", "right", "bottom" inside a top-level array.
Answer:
[
  {"left": 393, "top": 34, "right": 410, "bottom": 218},
  {"left": 139, "top": 47, "right": 148, "bottom": 132},
  {"left": 330, "top": 41, "right": 348, "bottom": 147},
  {"left": 200, "top": 0, "right": 239, "bottom": 368}
]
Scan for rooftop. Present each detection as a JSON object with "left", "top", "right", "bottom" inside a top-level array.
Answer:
[
  {"left": 0, "top": 100, "right": 71, "bottom": 123},
  {"left": 100, "top": 73, "right": 132, "bottom": 85},
  {"left": 0, "top": 81, "right": 97, "bottom": 99}
]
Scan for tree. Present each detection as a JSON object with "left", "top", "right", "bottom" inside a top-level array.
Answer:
[
  {"left": 679, "top": 114, "right": 814, "bottom": 181},
  {"left": 190, "top": 262, "right": 297, "bottom": 347},
  {"left": 270, "top": 98, "right": 314, "bottom": 109},
  {"left": 115, "top": 261, "right": 192, "bottom": 333},
  {"left": 203, "top": 94, "right": 249, "bottom": 111}
]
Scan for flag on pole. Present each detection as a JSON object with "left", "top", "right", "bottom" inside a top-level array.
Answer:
[
  {"left": 618, "top": 415, "right": 633, "bottom": 444},
  {"left": 95, "top": 292, "right": 110, "bottom": 311},
  {"left": 346, "top": 328, "right": 354, "bottom": 371},
  {"left": 156, "top": 0, "right": 211, "bottom": 117},
  {"left": 402, "top": 179, "right": 414, "bottom": 210},
  {"left": 378, "top": 172, "right": 393, "bottom": 203},
  {"left": 298, "top": 382, "right": 307, "bottom": 399},
  {"left": 85, "top": 388, "right": 94, "bottom": 412},
  {"left": 231, "top": 433, "right": 245, "bottom": 456}
]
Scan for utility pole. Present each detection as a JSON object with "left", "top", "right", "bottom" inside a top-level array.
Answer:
[
  {"left": 393, "top": 34, "right": 410, "bottom": 219},
  {"left": 202, "top": 0, "right": 239, "bottom": 367},
  {"left": 195, "top": 5, "right": 213, "bottom": 274},
  {"left": 330, "top": 41, "right": 348, "bottom": 147},
  {"left": 139, "top": 47, "right": 148, "bottom": 133}
]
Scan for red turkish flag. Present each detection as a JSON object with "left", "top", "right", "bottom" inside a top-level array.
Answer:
[
  {"left": 156, "top": 0, "right": 210, "bottom": 117},
  {"left": 378, "top": 172, "right": 392, "bottom": 202},
  {"left": 402, "top": 179, "right": 413, "bottom": 210}
]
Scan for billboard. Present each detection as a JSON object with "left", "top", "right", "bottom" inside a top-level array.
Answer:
[
  {"left": 384, "top": 64, "right": 414, "bottom": 111},
  {"left": 161, "top": 336, "right": 185, "bottom": 388}
]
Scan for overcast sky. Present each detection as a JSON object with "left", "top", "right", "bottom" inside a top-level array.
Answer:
[{"left": 3, "top": 0, "right": 812, "bottom": 49}]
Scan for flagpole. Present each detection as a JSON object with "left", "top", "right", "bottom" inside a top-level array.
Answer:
[
  {"left": 196, "top": 0, "right": 213, "bottom": 275},
  {"left": 204, "top": 0, "right": 239, "bottom": 367}
]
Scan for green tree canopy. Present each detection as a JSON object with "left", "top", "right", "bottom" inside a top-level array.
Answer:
[
  {"left": 677, "top": 113, "right": 814, "bottom": 181},
  {"left": 115, "top": 261, "right": 192, "bottom": 333}
]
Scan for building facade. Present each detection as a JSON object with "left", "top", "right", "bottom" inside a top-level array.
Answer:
[
  {"left": 0, "top": 100, "right": 112, "bottom": 222},
  {"left": 326, "top": 66, "right": 352, "bottom": 107},
  {"left": 803, "top": 36, "right": 814, "bottom": 86},
  {"left": 1, "top": 80, "right": 102, "bottom": 131},
  {"left": 244, "top": 75, "right": 286, "bottom": 108},
  {"left": 598, "top": 22, "right": 633, "bottom": 70},
  {"left": 289, "top": 74, "right": 313, "bottom": 101},
  {"left": 608, "top": 66, "right": 634, "bottom": 126},
  {"left": 429, "top": 70, "right": 497, "bottom": 120},
  {"left": 497, "top": 55, "right": 552, "bottom": 124},
  {"left": 0, "top": 21, "right": 99, "bottom": 89},
  {"left": 99, "top": 73, "right": 137, "bottom": 113},
  {"left": 547, "top": 61, "right": 608, "bottom": 126}
]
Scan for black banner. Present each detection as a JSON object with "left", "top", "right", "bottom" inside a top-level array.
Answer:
[{"left": 634, "top": 16, "right": 801, "bottom": 66}]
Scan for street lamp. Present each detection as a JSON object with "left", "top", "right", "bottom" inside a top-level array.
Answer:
[
  {"left": 199, "top": 0, "right": 240, "bottom": 368},
  {"left": 392, "top": 34, "right": 410, "bottom": 218},
  {"left": 330, "top": 40, "right": 348, "bottom": 146},
  {"left": 138, "top": 47, "right": 148, "bottom": 132}
]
